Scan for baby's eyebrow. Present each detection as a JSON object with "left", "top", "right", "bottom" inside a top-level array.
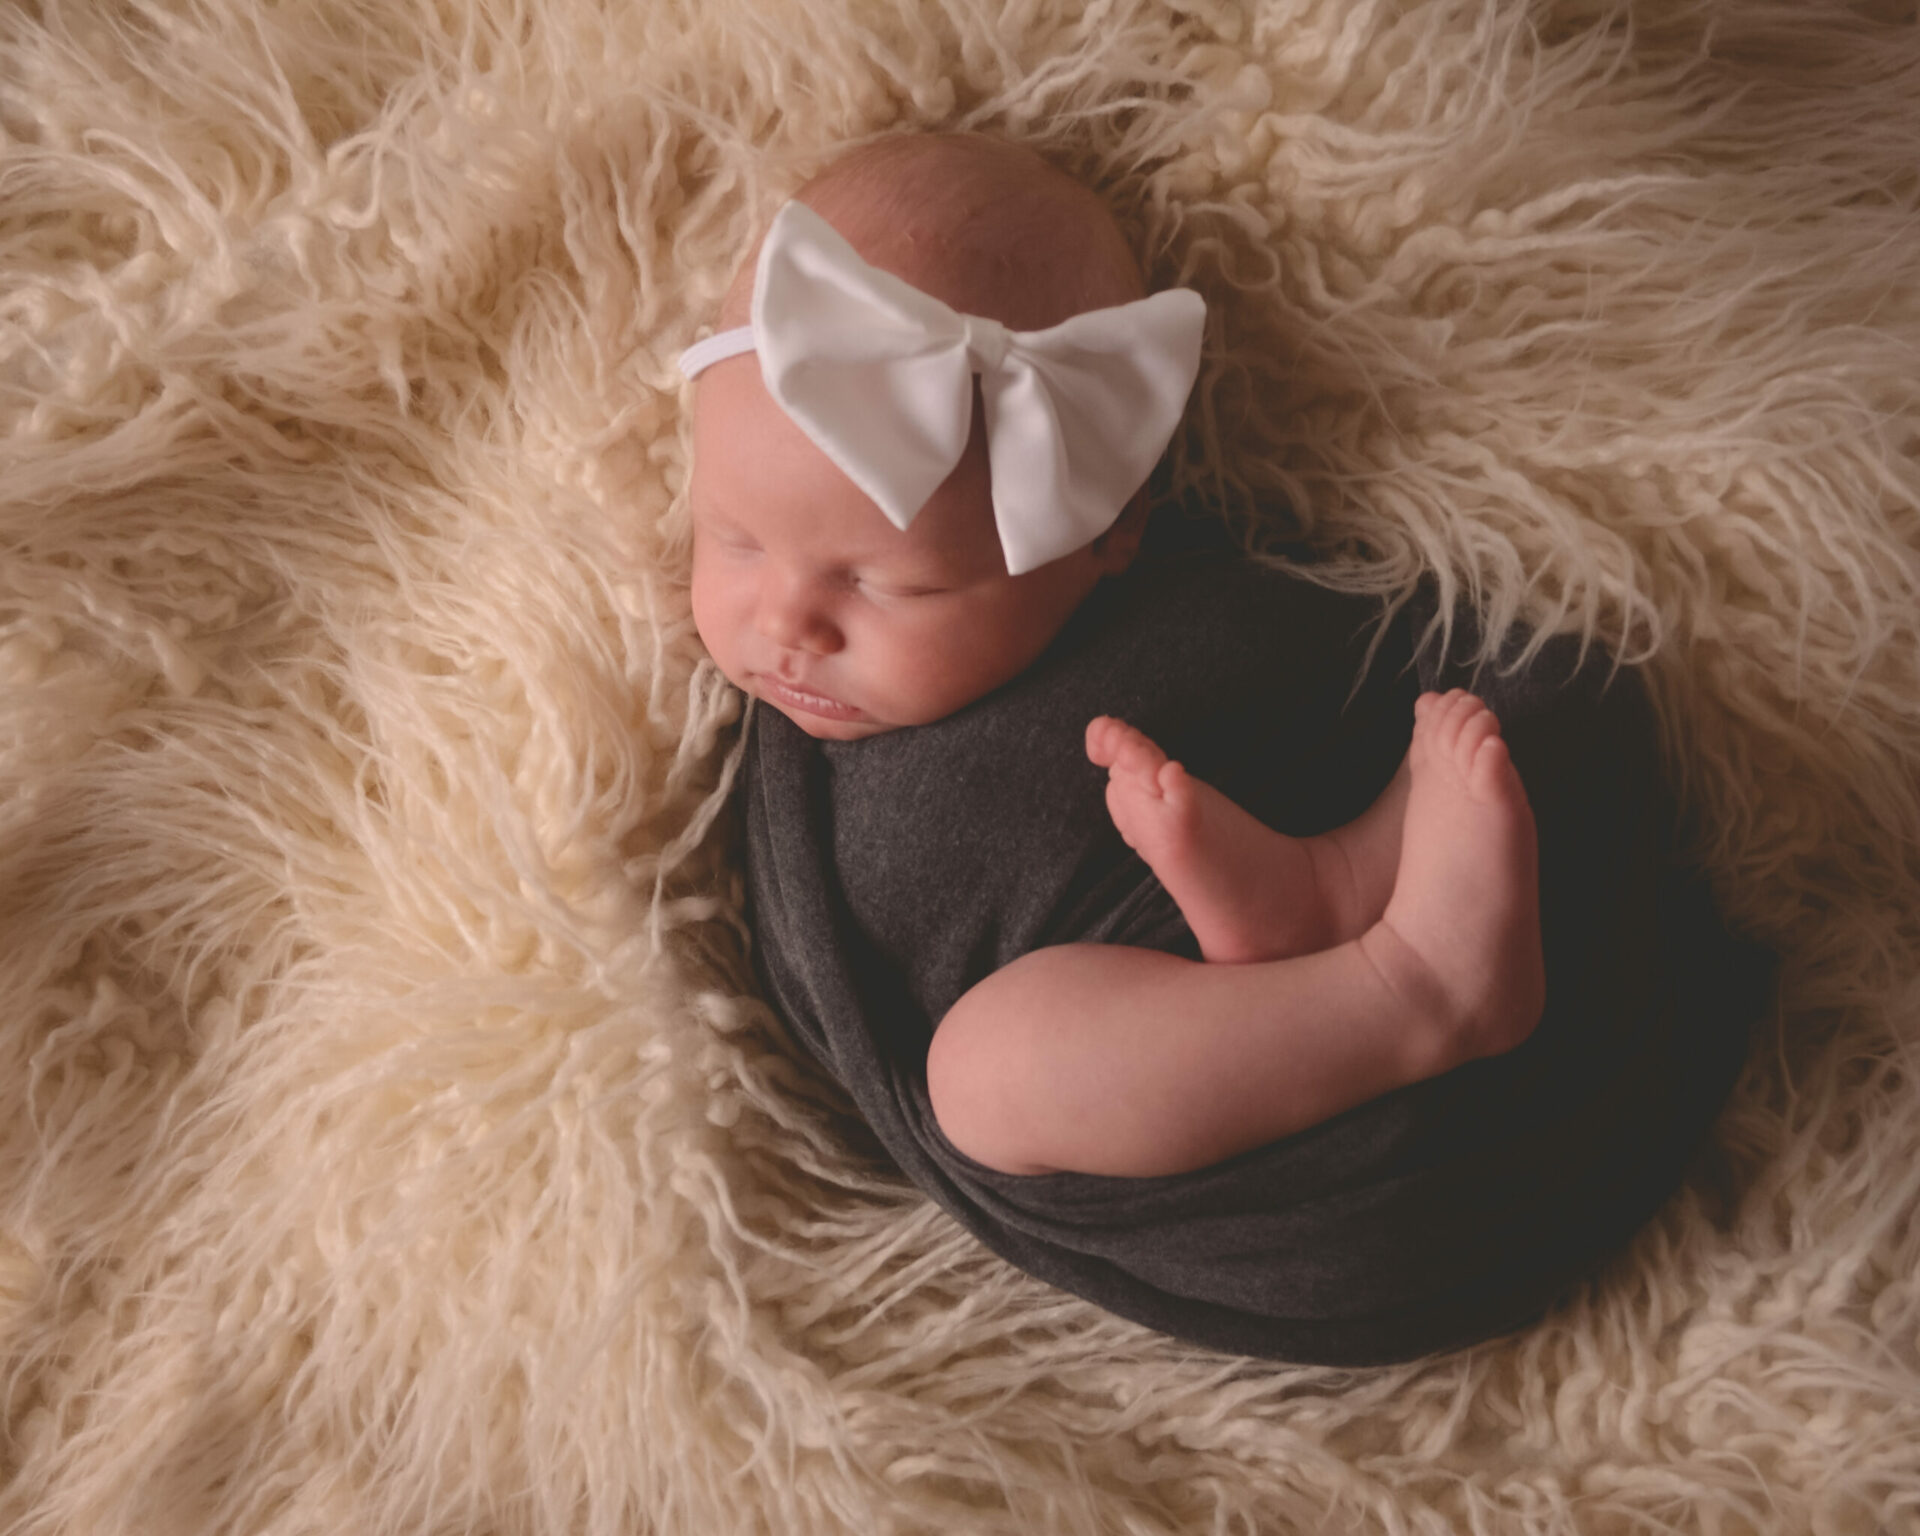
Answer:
[
  {"left": 849, "top": 549, "right": 963, "bottom": 583},
  {"left": 690, "top": 505, "right": 752, "bottom": 535}
]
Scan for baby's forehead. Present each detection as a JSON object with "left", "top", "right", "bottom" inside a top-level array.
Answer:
[
  {"left": 714, "top": 207, "right": 1004, "bottom": 335},
  {"left": 691, "top": 359, "right": 1002, "bottom": 572},
  {"left": 717, "top": 137, "right": 1144, "bottom": 333}
]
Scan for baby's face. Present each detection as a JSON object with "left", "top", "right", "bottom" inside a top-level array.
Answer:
[{"left": 688, "top": 356, "right": 1120, "bottom": 741}]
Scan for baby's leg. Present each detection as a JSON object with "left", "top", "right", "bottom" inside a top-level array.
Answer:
[
  {"left": 1086, "top": 716, "right": 1408, "bottom": 963},
  {"left": 934, "top": 692, "right": 1542, "bottom": 1177}
]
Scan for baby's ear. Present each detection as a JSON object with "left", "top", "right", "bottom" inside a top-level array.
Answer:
[{"left": 1091, "top": 491, "right": 1151, "bottom": 574}]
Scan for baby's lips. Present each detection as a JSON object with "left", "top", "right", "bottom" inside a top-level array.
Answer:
[{"left": 756, "top": 673, "right": 866, "bottom": 721}]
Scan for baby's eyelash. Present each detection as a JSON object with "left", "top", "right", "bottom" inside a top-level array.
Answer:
[{"left": 858, "top": 577, "right": 947, "bottom": 599}]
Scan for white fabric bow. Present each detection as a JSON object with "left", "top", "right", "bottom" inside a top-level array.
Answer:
[{"left": 678, "top": 200, "right": 1205, "bottom": 576}]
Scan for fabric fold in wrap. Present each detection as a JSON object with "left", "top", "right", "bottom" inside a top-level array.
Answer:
[{"left": 741, "top": 541, "right": 1770, "bottom": 1363}]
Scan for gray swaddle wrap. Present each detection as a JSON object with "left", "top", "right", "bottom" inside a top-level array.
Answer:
[{"left": 740, "top": 542, "right": 1769, "bottom": 1364}]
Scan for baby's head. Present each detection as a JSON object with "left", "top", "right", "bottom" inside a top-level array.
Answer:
[{"left": 685, "top": 133, "right": 1189, "bottom": 741}]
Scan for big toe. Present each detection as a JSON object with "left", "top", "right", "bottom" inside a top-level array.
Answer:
[{"left": 1090, "top": 717, "right": 1169, "bottom": 782}]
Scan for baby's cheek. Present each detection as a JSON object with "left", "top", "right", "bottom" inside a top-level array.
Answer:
[
  {"left": 882, "top": 625, "right": 1005, "bottom": 721},
  {"left": 687, "top": 555, "right": 733, "bottom": 666}
]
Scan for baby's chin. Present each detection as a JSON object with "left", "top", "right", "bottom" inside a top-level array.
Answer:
[{"left": 776, "top": 708, "right": 897, "bottom": 741}]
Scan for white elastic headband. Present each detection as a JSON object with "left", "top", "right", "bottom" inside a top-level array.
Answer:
[{"left": 679, "top": 200, "right": 1205, "bottom": 576}]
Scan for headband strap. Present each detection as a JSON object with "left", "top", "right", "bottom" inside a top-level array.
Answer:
[{"left": 677, "top": 327, "right": 756, "bottom": 376}]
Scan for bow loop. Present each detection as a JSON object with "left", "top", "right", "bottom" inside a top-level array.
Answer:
[{"left": 681, "top": 200, "right": 1205, "bottom": 575}]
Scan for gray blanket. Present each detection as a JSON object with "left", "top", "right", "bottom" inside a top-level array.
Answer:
[{"left": 740, "top": 540, "right": 1769, "bottom": 1364}]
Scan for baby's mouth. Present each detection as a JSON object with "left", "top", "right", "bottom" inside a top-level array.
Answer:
[{"left": 755, "top": 674, "right": 865, "bottom": 722}]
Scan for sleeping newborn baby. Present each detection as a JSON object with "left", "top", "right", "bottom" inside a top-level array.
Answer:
[{"left": 676, "top": 133, "right": 1763, "bottom": 1363}]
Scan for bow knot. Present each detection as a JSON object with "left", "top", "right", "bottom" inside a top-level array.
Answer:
[
  {"left": 961, "top": 315, "right": 1011, "bottom": 374},
  {"left": 680, "top": 201, "right": 1206, "bottom": 576}
]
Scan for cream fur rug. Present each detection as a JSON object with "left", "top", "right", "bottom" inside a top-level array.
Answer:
[{"left": 3, "top": 1, "right": 1918, "bottom": 1531}]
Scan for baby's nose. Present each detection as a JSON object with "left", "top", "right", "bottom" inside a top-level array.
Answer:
[{"left": 756, "top": 577, "right": 842, "bottom": 653}]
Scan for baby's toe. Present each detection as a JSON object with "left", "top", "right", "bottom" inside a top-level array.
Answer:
[
  {"left": 1431, "top": 691, "right": 1488, "bottom": 758},
  {"left": 1155, "top": 758, "right": 1196, "bottom": 810},
  {"left": 1467, "top": 732, "right": 1522, "bottom": 804},
  {"left": 1094, "top": 717, "right": 1169, "bottom": 783},
  {"left": 1453, "top": 701, "right": 1498, "bottom": 760},
  {"left": 1410, "top": 690, "right": 1460, "bottom": 764}
]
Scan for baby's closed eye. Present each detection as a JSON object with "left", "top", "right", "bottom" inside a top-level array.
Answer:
[{"left": 856, "top": 575, "right": 952, "bottom": 600}]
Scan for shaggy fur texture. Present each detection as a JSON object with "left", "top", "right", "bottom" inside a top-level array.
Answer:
[{"left": 3, "top": 0, "right": 1918, "bottom": 1531}]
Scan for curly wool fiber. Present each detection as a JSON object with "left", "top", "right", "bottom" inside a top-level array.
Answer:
[{"left": 2, "top": 1, "right": 1919, "bottom": 1533}]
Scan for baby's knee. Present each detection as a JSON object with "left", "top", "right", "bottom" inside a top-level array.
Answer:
[{"left": 925, "top": 987, "right": 1054, "bottom": 1176}]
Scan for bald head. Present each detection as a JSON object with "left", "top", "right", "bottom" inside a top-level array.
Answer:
[{"left": 718, "top": 133, "right": 1146, "bottom": 333}]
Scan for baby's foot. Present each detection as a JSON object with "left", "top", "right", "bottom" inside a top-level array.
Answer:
[
  {"left": 1359, "top": 691, "right": 1545, "bottom": 1067},
  {"left": 1086, "top": 716, "right": 1333, "bottom": 963}
]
